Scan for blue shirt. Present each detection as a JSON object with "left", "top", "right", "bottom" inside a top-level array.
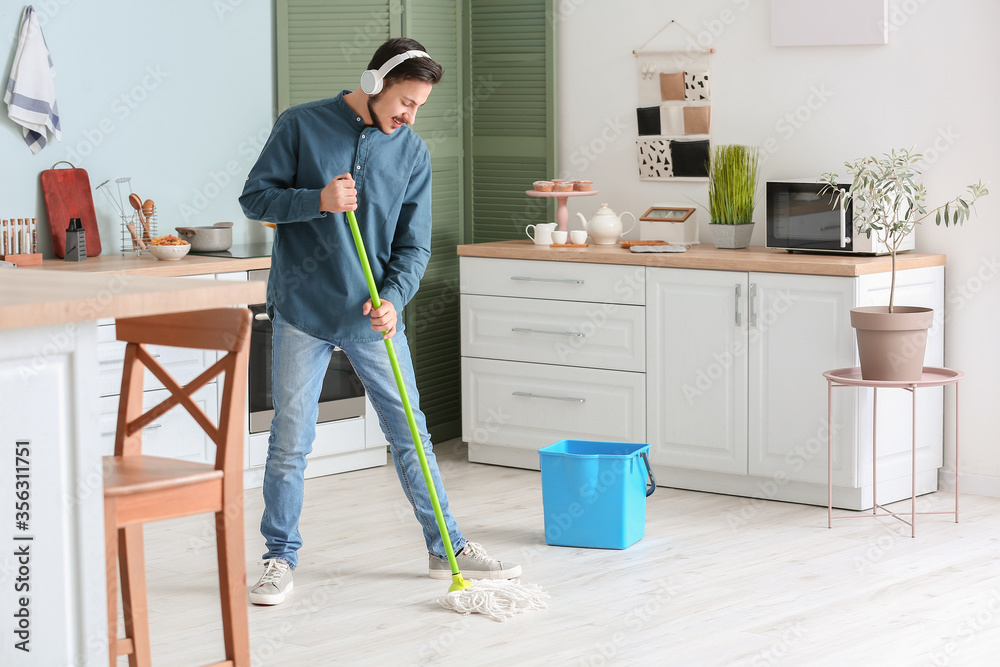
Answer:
[{"left": 239, "top": 91, "right": 432, "bottom": 342}]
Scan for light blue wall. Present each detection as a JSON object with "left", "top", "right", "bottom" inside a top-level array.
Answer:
[{"left": 1, "top": 0, "right": 275, "bottom": 256}]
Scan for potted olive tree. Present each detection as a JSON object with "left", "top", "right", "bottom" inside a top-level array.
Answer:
[
  {"left": 708, "top": 144, "right": 760, "bottom": 249},
  {"left": 820, "top": 147, "right": 988, "bottom": 380}
]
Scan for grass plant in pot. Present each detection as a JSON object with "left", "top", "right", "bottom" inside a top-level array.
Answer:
[
  {"left": 820, "top": 147, "right": 988, "bottom": 381},
  {"left": 708, "top": 144, "right": 760, "bottom": 249}
]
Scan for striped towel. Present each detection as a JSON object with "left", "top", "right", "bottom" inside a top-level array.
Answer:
[{"left": 4, "top": 6, "right": 60, "bottom": 154}]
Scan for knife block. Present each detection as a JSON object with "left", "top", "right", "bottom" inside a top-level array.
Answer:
[{"left": 0, "top": 253, "right": 43, "bottom": 266}]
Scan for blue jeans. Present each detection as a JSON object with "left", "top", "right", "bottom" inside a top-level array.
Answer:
[{"left": 260, "top": 310, "right": 464, "bottom": 568}]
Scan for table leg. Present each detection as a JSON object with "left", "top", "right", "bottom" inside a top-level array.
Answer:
[
  {"left": 911, "top": 386, "right": 917, "bottom": 538},
  {"left": 956, "top": 381, "right": 960, "bottom": 523},
  {"left": 828, "top": 380, "right": 833, "bottom": 529},
  {"left": 872, "top": 387, "right": 878, "bottom": 515}
]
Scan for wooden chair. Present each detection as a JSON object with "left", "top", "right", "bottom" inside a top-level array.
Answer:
[{"left": 104, "top": 308, "right": 252, "bottom": 667}]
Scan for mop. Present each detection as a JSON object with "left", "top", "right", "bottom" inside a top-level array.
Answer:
[{"left": 346, "top": 210, "right": 548, "bottom": 622}]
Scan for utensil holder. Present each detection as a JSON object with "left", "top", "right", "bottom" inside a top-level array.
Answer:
[{"left": 120, "top": 211, "right": 158, "bottom": 255}]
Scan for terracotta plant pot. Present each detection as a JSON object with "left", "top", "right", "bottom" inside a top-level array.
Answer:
[
  {"left": 709, "top": 223, "right": 754, "bottom": 249},
  {"left": 850, "top": 306, "right": 934, "bottom": 381}
]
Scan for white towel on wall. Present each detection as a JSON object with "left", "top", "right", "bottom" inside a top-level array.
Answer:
[{"left": 4, "top": 6, "right": 61, "bottom": 154}]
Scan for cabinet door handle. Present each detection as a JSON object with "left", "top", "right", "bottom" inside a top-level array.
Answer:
[
  {"left": 750, "top": 283, "right": 758, "bottom": 327},
  {"left": 510, "top": 276, "right": 584, "bottom": 285},
  {"left": 511, "top": 327, "right": 584, "bottom": 338},
  {"left": 735, "top": 284, "right": 742, "bottom": 326},
  {"left": 512, "top": 391, "right": 585, "bottom": 403}
]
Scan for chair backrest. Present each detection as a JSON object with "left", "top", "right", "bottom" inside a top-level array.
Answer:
[{"left": 113, "top": 308, "right": 252, "bottom": 470}]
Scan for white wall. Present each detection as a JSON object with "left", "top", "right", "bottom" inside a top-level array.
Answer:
[
  {"left": 0, "top": 1, "right": 275, "bottom": 256},
  {"left": 557, "top": 0, "right": 1000, "bottom": 494}
]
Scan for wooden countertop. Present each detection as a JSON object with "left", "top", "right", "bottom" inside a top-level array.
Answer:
[
  {"left": 0, "top": 270, "right": 266, "bottom": 331},
  {"left": 456, "top": 241, "right": 946, "bottom": 277},
  {"left": 22, "top": 253, "right": 270, "bottom": 276}
]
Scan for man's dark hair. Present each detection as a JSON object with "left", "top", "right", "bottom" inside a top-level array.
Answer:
[{"left": 368, "top": 37, "right": 443, "bottom": 89}]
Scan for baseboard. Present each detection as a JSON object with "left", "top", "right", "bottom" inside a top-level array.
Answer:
[{"left": 938, "top": 470, "right": 1000, "bottom": 497}]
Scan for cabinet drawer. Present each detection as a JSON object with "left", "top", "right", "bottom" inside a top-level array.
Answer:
[
  {"left": 461, "top": 357, "right": 645, "bottom": 452},
  {"left": 99, "top": 385, "right": 220, "bottom": 463},
  {"left": 461, "top": 294, "right": 644, "bottom": 371},
  {"left": 97, "top": 323, "right": 216, "bottom": 397},
  {"left": 460, "top": 257, "right": 644, "bottom": 305}
]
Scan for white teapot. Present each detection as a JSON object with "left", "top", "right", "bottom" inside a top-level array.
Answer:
[{"left": 575, "top": 204, "right": 636, "bottom": 245}]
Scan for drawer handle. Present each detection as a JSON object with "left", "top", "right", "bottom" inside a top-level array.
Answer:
[
  {"left": 510, "top": 276, "right": 584, "bottom": 285},
  {"left": 512, "top": 391, "right": 585, "bottom": 403},
  {"left": 511, "top": 327, "right": 584, "bottom": 338}
]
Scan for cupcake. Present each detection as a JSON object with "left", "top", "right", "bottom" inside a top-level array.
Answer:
[
  {"left": 533, "top": 180, "right": 554, "bottom": 192},
  {"left": 553, "top": 181, "right": 574, "bottom": 192},
  {"left": 574, "top": 180, "right": 593, "bottom": 191}
]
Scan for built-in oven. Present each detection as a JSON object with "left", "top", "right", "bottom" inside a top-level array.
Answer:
[{"left": 247, "top": 269, "right": 366, "bottom": 434}]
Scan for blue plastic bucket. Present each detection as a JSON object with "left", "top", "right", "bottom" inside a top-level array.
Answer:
[{"left": 538, "top": 440, "right": 656, "bottom": 549}]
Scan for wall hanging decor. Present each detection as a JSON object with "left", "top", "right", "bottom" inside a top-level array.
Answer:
[{"left": 633, "top": 20, "right": 713, "bottom": 182}]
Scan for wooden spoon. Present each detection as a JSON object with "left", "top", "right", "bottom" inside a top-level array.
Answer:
[{"left": 129, "top": 193, "right": 151, "bottom": 243}]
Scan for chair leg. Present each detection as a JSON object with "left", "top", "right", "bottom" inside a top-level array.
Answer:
[
  {"left": 119, "top": 524, "right": 152, "bottom": 666},
  {"left": 104, "top": 500, "right": 118, "bottom": 667},
  {"left": 216, "top": 499, "right": 250, "bottom": 666}
]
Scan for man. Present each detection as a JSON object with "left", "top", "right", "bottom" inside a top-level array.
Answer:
[{"left": 239, "top": 38, "right": 520, "bottom": 606}]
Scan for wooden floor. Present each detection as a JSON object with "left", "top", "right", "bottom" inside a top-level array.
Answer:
[{"left": 132, "top": 440, "right": 1000, "bottom": 666}]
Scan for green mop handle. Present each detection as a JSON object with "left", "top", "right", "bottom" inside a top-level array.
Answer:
[{"left": 346, "top": 210, "right": 469, "bottom": 592}]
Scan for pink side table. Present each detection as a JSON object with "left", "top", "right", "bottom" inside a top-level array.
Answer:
[
  {"left": 524, "top": 189, "right": 598, "bottom": 231},
  {"left": 824, "top": 366, "right": 963, "bottom": 537}
]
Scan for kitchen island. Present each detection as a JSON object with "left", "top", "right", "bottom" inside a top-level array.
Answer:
[
  {"left": 457, "top": 241, "right": 947, "bottom": 511},
  {"left": 0, "top": 269, "right": 265, "bottom": 666}
]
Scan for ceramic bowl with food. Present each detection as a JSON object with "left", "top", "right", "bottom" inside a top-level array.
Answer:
[{"left": 148, "top": 235, "right": 191, "bottom": 261}]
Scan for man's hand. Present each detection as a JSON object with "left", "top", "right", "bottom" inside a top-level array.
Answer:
[
  {"left": 363, "top": 298, "right": 397, "bottom": 338},
  {"left": 320, "top": 173, "right": 357, "bottom": 213}
]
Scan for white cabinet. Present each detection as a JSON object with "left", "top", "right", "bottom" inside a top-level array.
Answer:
[
  {"left": 646, "top": 268, "right": 750, "bottom": 475},
  {"left": 460, "top": 257, "right": 646, "bottom": 468},
  {"left": 645, "top": 265, "right": 944, "bottom": 509},
  {"left": 461, "top": 255, "right": 945, "bottom": 510}
]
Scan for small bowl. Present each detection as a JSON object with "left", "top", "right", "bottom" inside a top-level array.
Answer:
[
  {"left": 148, "top": 243, "right": 191, "bottom": 261},
  {"left": 533, "top": 180, "right": 554, "bottom": 192},
  {"left": 574, "top": 180, "right": 593, "bottom": 191}
]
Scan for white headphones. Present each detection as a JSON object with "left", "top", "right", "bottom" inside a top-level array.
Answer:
[{"left": 360, "top": 49, "right": 432, "bottom": 95}]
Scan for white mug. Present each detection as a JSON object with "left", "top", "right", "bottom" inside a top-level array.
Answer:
[
  {"left": 525, "top": 222, "right": 557, "bottom": 245},
  {"left": 551, "top": 230, "right": 568, "bottom": 245},
  {"left": 570, "top": 230, "right": 588, "bottom": 244}
]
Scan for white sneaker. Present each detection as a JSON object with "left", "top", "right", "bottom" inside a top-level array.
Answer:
[
  {"left": 429, "top": 541, "right": 522, "bottom": 580},
  {"left": 249, "top": 558, "right": 293, "bottom": 605}
]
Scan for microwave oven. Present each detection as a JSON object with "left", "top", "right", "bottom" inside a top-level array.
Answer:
[{"left": 765, "top": 180, "right": 914, "bottom": 255}]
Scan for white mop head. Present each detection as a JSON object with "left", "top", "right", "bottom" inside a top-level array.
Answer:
[{"left": 437, "top": 579, "right": 549, "bottom": 622}]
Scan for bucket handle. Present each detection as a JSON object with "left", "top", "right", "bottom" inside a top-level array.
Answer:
[{"left": 639, "top": 451, "right": 656, "bottom": 497}]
